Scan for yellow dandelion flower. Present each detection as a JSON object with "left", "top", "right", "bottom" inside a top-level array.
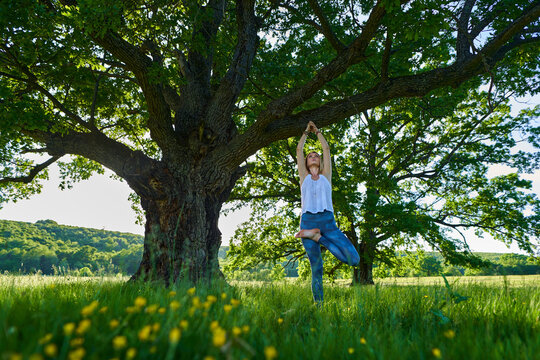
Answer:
[
  {"left": 223, "top": 304, "right": 232, "bottom": 313},
  {"left": 80, "top": 300, "right": 99, "bottom": 317},
  {"left": 180, "top": 320, "right": 189, "bottom": 330},
  {"left": 232, "top": 326, "right": 242, "bottom": 336},
  {"left": 230, "top": 299, "right": 240, "bottom": 307},
  {"left": 80, "top": 307, "right": 92, "bottom": 317},
  {"left": 169, "top": 327, "right": 181, "bottom": 343},
  {"left": 68, "top": 347, "right": 85, "bottom": 360},
  {"left": 109, "top": 319, "right": 120, "bottom": 329},
  {"left": 188, "top": 307, "right": 196, "bottom": 316},
  {"left": 75, "top": 319, "right": 91, "bottom": 335},
  {"left": 212, "top": 327, "right": 226, "bottom": 347},
  {"left": 9, "top": 353, "right": 22, "bottom": 360},
  {"left": 150, "top": 346, "right": 157, "bottom": 354},
  {"left": 444, "top": 329, "right": 455, "bottom": 339},
  {"left": 44, "top": 344, "right": 58, "bottom": 357},
  {"left": 152, "top": 322, "right": 161, "bottom": 332},
  {"left": 134, "top": 296, "right": 147, "bottom": 308},
  {"left": 204, "top": 357, "right": 215, "bottom": 360},
  {"left": 29, "top": 353, "right": 43, "bottom": 360},
  {"left": 348, "top": 347, "right": 355, "bottom": 354},
  {"left": 310, "top": 327, "right": 315, "bottom": 332},
  {"left": 264, "top": 346, "right": 278, "bottom": 360},
  {"left": 424, "top": 295, "right": 428, "bottom": 298},
  {"left": 112, "top": 335, "right": 127, "bottom": 350},
  {"left": 187, "top": 287, "right": 196, "bottom": 296},
  {"left": 63, "top": 322, "right": 76, "bottom": 336},
  {"left": 158, "top": 307, "right": 167, "bottom": 314},
  {"left": 169, "top": 291, "right": 177, "bottom": 297},
  {"left": 192, "top": 296, "right": 202, "bottom": 308},
  {"left": 138, "top": 325, "right": 152, "bottom": 341},
  {"left": 49, "top": 284, "right": 55, "bottom": 289},
  {"left": 242, "top": 325, "right": 250, "bottom": 333},
  {"left": 38, "top": 333, "right": 53, "bottom": 344},
  {"left": 146, "top": 304, "right": 159, "bottom": 314},
  {"left": 210, "top": 321, "right": 220, "bottom": 332},
  {"left": 277, "top": 318, "right": 283, "bottom": 324},
  {"left": 126, "top": 347, "right": 137, "bottom": 359},
  {"left": 99, "top": 306, "right": 108, "bottom": 313},
  {"left": 125, "top": 306, "right": 137, "bottom": 314},
  {"left": 203, "top": 301, "right": 212, "bottom": 310},
  {"left": 360, "top": 337, "right": 367, "bottom": 344},
  {"left": 221, "top": 292, "right": 227, "bottom": 300},
  {"left": 69, "top": 338, "right": 84, "bottom": 347},
  {"left": 206, "top": 295, "right": 217, "bottom": 303},
  {"left": 170, "top": 300, "right": 181, "bottom": 310},
  {"left": 432, "top": 348, "right": 442, "bottom": 358}
]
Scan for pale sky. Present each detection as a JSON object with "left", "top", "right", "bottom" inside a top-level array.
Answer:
[{"left": 0, "top": 95, "right": 538, "bottom": 255}]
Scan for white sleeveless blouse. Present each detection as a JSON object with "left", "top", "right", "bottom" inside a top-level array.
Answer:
[{"left": 301, "top": 174, "right": 334, "bottom": 214}]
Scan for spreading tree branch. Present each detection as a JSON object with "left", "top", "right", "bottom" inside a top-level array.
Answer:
[
  {"left": 470, "top": 2, "right": 505, "bottom": 39},
  {"left": 206, "top": 0, "right": 261, "bottom": 140},
  {"left": 19, "top": 128, "right": 159, "bottom": 198},
  {"left": 0, "top": 156, "right": 61, "bottom": 184},
  {"left": 90, "top": 30, "right": 180, "bottom": 157},
  {"left": 306, "top": 0, "right": 346, "bottom": 52},
  {"left": 380, "top": 27, "right": 392, "bottom": 81},
  {"left": 456, "top": 0, "right": 477, "bottom": 62}
]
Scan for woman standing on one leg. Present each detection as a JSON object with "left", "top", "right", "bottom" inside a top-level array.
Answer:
[{"left": 294, "top": 121, "right": 360, "bottom": 305}]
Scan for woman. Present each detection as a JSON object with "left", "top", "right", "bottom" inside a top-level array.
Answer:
[{"left": 294, "top": 121, "right": 360, "bottom": 304}]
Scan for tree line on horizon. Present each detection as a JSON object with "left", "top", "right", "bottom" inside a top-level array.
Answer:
[
  {"left": 0, "top": 219, "right": 142, "bottom": 276},
  {"left": 1, "top": 219, "right": 537, "bottom": 278}
]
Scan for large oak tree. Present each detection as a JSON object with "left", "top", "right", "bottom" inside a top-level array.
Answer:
[{"left": 1, "top": 0, "right": 539, "bottom": 285}]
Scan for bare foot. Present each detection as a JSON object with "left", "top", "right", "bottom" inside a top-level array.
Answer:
[{"left": 294, "top": 228, "right": 322, "bottom": 242}]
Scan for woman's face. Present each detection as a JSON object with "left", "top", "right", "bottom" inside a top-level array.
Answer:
[{"left": 306, "top": 152, "right": 320, "bottom": 168}]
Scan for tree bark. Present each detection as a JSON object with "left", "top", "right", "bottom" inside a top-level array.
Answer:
[
  {"left": 352, "top": 242, "right": 376, "bottom": 285},
  {"left": 127, "top": 164, "right": 247, "bottom": 287}
]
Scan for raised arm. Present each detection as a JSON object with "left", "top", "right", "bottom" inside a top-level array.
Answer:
[
  {"left": 297, "top": 131, "right": 309, "bottom": 182},
  {"left": 315, "top": 127, "right": 331, "bottom": 183}
]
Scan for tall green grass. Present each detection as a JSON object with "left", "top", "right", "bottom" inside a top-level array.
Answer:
[{"left": 0, "top": 275, "right": 538, "bottom": 359}]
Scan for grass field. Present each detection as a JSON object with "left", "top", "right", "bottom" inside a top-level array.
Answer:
[{"left": 0, "top": 274, "right": 538, "bottom": 359}]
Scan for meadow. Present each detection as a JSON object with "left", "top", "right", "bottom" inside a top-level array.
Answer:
[{"left": 0, "top": 274, "right": 538, "bottom": 360}]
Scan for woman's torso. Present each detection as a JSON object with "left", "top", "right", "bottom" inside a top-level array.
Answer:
[{"left": 300, "top": 173, "right": 334, "bottom": 214}]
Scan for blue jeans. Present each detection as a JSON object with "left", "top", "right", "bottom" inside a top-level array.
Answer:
[{"left": 300, "top": 210, "right": 360, "bottom": 304}]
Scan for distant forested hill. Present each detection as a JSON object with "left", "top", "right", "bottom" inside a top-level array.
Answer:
[{"left": 0, "top": 219, "right": 144, "bottom": 275}]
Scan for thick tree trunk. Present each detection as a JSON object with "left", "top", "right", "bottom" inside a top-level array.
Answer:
[
  {"left": 127, "top": 165, "right": 245, "bottom": 287},
  {"left": 351, "top": 184, "right": 380, "bottom": 285},
  {"left": 343, "top": 223, "right": 374, "bottom": 285},
  {"left": 352, "top": 242, "right": 375, "bottom": 285}
]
